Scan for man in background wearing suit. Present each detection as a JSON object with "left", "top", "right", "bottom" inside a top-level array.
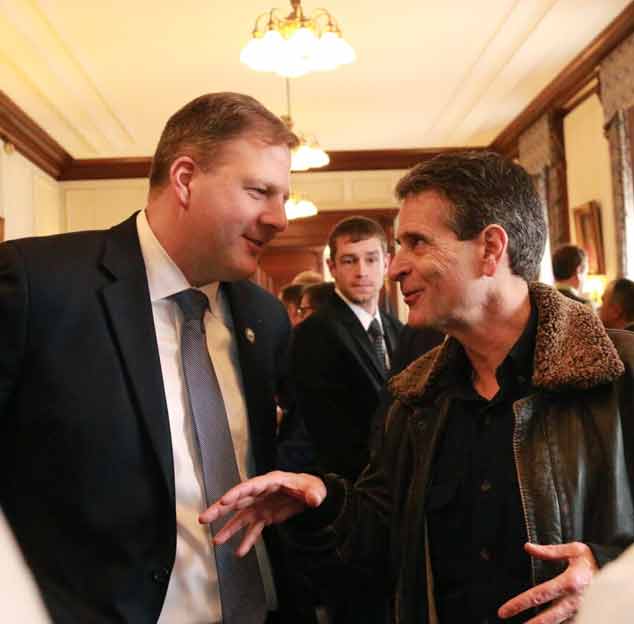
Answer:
[
  {"left": 289, "top": 216, "right": 402, "bottom": 623},
  {"left": 552, "top": 244, "right": 591, "bottom": 305},
  {"left": 291, "top": 216, "right": 402, "bottom": 482},
  {"left": 0, "top": 92, "right": 310, "bottom": 623}
]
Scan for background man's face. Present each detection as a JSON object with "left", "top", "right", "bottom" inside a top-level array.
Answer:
[
  {"left": 389, "top": 190, "right": 482, "bottom": 330},
  {"left": 182, "top": 136, "right": 290, "bottom": 284},
  {"left": 328, "top": 235, "right": 387, "bottom": 309}
]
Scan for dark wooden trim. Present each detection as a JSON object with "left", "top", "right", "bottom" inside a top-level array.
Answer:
[
  {"left": 321, "top": 147, "right": 486, "bottom": 172},
  {"left": 0, "top": 92, "right": 486, "bottom": 179},
  {"left": 58, "top": 157, "right": 152, "bottom": 181},
  {"left": 550, "top": 110, "right": 571, "bottom": 243},
  {"left": 0, "top": 91, "right": 71, "bottom": 178},
  {"left": 628, "top": 106, "right": 634, "bottom": 177},
  {"left": 58, "top": 148, "right": 487, "bottom": 180},
  {"left": 561, "top": 78, "right": 600, "bottom": 117},
  {"left": 491, "top": 2, "right": 634, "bottom": 157}
]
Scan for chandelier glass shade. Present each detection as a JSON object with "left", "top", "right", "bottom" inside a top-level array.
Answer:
[
  {"left": 240, "top": 0, "right": 355, "bottom": 78},
  {"left": 285, "top": 194, "right": 318, "bottom": 220},
  {"left": 291, "top": 138, "right": 330, "bottom": 171},
  {"left": 281, "top": 113, "right": 329, "bottom": 172}
]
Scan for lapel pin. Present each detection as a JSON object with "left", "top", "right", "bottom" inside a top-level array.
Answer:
[{"left": 245, "top": 327, "right": 256, "bottom": 344}]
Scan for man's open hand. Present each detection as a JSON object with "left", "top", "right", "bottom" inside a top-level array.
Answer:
[
  {"left": 498, "top": 542, "right": 598, "bottom": 623},
  {"left": 199, "top": 471, "right": 327, "bottom": 556}
]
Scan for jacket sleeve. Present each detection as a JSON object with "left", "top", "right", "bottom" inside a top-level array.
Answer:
[
  {"left": 0, "top": 242, "right": 28, "bottom": 419},
  {"left": 281, "top": 399, "right": 412, "bottom": 588}
]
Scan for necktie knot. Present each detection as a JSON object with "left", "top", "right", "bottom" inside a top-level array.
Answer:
[
  {"left": 368, "top": 318, "right": 383, "bottom": 340},
  {"left": 170, "top": 289, "right": 209, "bottom": 322}
]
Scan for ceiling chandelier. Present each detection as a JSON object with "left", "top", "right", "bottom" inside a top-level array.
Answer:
[
  {"left": 240, "top": 0, "right": 355, "bottom": 78},
  {"left": 281, "top": 79, "right": 329, "bottom": 172},
  {"left": 285, "top": 194, "right": 318, "bottom": 220}
]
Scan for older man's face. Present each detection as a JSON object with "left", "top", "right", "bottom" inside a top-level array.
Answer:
[{"left": 389, "top": 190, "right": 484, "bottom": 330}]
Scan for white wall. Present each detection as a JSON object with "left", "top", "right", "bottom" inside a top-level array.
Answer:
[
  {"left": 564, "top": 93, "right": 616, "bottom": 279},
  {"left": 0, "top": 142, "right": 63, "bottom": 240},
  {"left": 61, "top": 179, "right": 148, "bottom": 231}
]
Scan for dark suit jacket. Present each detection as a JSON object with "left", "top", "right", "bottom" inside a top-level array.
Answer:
[
  {"left": 0, "top": 214, "right": 295, "bottom": 623},
  {"left": 290, "top": 292, "right": 402, "bottom": 481},
  {"left": 556, "top": 285, "right": 591, "bottom": 306}
]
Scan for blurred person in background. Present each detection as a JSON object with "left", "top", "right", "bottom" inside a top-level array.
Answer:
[
  {"left": 600, "top": 277, "right": 634, "bottom": 331},
  {"left": 552, "top": 244, "right": 591, "bottom": 305},
  {"left": 280, "top": 282, "right": 305, "bottom": 327},
  {"left": 296, "top": 282, "right": 335, "bottom": 322}
]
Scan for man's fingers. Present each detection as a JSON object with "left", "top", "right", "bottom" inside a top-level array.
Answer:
[
  {"left": 235, "top": 520, "right": 266, "bottom": 557},
  {"left": 524, "top": 542, "right": 588, "bottom": 560},
  {"left": 213, "top": 511, "right": 253, "bottom": 544},
  {"left": 499, "top": 577, "right": 565, "bottom": 618},
  {"left": 500, "top": 544, "right": 597, "bottom": 621},
  {"left": 521, "top": 595, "right": 581, "bottom": 624}
]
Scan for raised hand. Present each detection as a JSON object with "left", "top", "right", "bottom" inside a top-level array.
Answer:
[
  {"left": 199, "top": 471, "right": 327, "bottom": 556},
  {"left": 498, "top": 542, "right": 598, "bottom": 623}
]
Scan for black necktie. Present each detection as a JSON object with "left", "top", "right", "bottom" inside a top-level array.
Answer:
[
  {"left": 170, "top": 288, "right": 267, "bottom": 624},
  {"left": 368, "top": 318, "right": 387, "bottom": 375}
]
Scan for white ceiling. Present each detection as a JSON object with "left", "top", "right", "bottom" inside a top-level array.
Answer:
[{"left": 1, "top": 0, "right": 630, "bottom": 160}]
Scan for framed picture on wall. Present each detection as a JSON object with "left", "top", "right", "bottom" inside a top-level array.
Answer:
[{"left": 573, "top": 201, "right": 605, "bottom": 274}]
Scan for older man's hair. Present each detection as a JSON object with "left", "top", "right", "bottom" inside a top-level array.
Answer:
[
  {"left": 292, "top": 270, "right": 323, "bottom": 286},
  {"left": 149, "top": 92, "right": 298, "bottom": 191},
  {"left": 280, "top": 283, "right": 304, "bottom": 307},
  {"left": 610, "top": 278, "right": 634, "bottom": 322},
  {"left": 552, "top": 244, "right": 587, "bottom": 281},
  {"left": 395, "top": 151, "right": 546, "bottom": 281},
  {"left": 328, "top": 216, "right": 388, "bottom": 262},
  {"left": 302, "top": 281, "right": 335, "bottom": 311}
]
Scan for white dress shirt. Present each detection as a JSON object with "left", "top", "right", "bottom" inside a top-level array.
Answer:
[
  {"left": 0, "top": 511, "right": 50, "bottom": 623},
  {"left": 335, "top": 288, "right": 390, "bottom": 369},
  {"left": 136, "top": 212, "right": 275, "bottom": 623}
]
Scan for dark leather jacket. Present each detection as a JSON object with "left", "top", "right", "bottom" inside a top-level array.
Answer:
[{"left": 292, "top": 283, "right": 634, "bottom": 623}]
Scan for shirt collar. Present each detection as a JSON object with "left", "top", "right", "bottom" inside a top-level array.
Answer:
[
  {"left": 136, "top": 211, "right": 220, "bottom": 308},
  {"left": 438, "top": 300, "right": 537, "bottom": 397},
  {"left": 334, "top": 288, "right": 382, "bottom": 332}
]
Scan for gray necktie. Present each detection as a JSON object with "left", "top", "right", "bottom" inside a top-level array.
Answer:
[
  {"left": 368, "top": 318, "right": 387, "bottom": 375},
  {"left": 170, "top": 289, "right": 267, "bottom": 624}
]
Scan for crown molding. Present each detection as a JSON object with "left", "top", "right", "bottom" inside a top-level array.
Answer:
[
  {"left": 491, "top": 1, "right": 634, "bottom": 157},
  {"left": 3, "top": 1, "right": 634, "bottom": 180},
  {"left": 58, "top": 157, "right": 151, "bottom": 180},
  {"left": 0, "top": 90, "right": 70, "bottom": 178},
  {"left": 0, "top": 92, "right": 487, "bottom": 179}
]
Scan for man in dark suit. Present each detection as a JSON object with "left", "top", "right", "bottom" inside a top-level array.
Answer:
[
  {"left": 0, "top": 92, "right": 308, "bottom": 623},
  {"left": 291, "top": 217, "right": 402, "bottom": 482},
  {"left": 552, "top": 244, "right": 592, "bottom": 305},
  {"left": 289, "top": 217, "right": 401, "bottom": 623}
]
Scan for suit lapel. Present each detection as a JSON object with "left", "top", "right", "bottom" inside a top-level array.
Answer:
[
  {"left": 99, "top": 215, "right": 174, "bottom": 502},
  {"left": 221, "top": 281, "right": 274, "bottom": 472},
  {"left": 330, "top": 294, "right": 385, "bottom": 382}
]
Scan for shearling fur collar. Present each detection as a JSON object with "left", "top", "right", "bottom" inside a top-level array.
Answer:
[{"left": 389, "top": 282, "right": 625, "bottom": 403}]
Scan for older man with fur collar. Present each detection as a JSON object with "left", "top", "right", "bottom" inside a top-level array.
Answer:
[{"left": 200, "top": 152, "right": 634, "bottom": 624}]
